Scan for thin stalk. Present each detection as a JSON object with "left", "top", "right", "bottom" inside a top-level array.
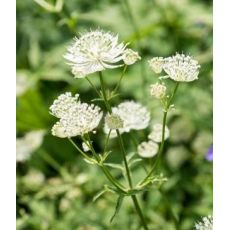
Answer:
[
  {"left": 103, "top": 129, "right": 111, "bottom": 154},
  {"left": 112, "top": 65, "right": 127, "bottom": 95},
  {"left": 69, "top": 136, "right": 126, "bottom": 192},
  {"left": 84, "top": 133, "right": 127, "bottom": 192},
  {"left": 131, "top": 195, "right": 149, "bottom": 230},
  {"left": 159, "top": 188, "right": 180, "bottom": 230},
  {"left": 139, "top": 82, "right": 179, "bottom": 186},
  {"left": 38, "top": 149, "right": 70, "bottom": 179},
  {"left": 85, "top": 76, "right": 101, "bottom": 98},
  {"left": 99, "top": 71, "right": 149, "bottom": 230}
]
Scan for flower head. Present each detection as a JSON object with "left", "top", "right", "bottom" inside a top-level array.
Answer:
[
  {"left": 148, "top": 57, "right": 164, "bottom": 74},
  {"left": 17, "top": 130, "right": 45, "bottom": 162},
  {"left": 150, "top": 82, "right": 167, "bottom": 99},
  {"left": 64, "top": 30, "right": 127, "bottom": 78},
  {"left": 138, "top": 141, "right": 159, "bottom": 158},
  {"left": 50, "top": 92, "right": 103, "bottom": 138},
  {"left": 105, "top": 113, "right": 124, "bottom": 130},
  {"left": 104, "top": 101, "right": 150, "bottom": 138},
  {"left": 122, "top": 48, "right": 141, "bottom": 65},
  {"left": 195, "top": 216, "right": 213, "bottom": 230},
  {"left": 148, "top": 123, "right": 170, "bottom": 143},
  {"left": 163, "top": 53, "right": 200, "bottom": 82}
]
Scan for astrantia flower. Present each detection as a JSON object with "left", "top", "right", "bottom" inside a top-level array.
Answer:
[
  {"left": 104, "top": 101, "right": 150, "bottom": 138},
  {"left": 195, "top": 216, "right": 213, "bottom": 230},
  {"left": 163, "top": 53, "right": 200, "bottom": 82},
  {"left": 64, "top": 30, "right": 127, "bottom": 78},
  {"left": 50, "top": 92, "right": 103, "bottom": 138},
  {"left": 104, "top": 113, "right": 123, "bottom": 130},
  {"left": 138, "top": 141, "right": 159, "bottom": 158},
  {"left": 148, "top": 123, "right": 170, "bottom": 143},
  {"left": 148, "top": 57, "right": 164, "bottom": 74},
  {"left": 50, "top": 92, "right": 80, "bottom": 118},
  {"left": 17, "top": 130, "right": 45, "bottom": 162},
  {"left": 122, "top": 48, "right": 141, "bottom": 65},
  {"left": 150, "top": 82, "right": 167, "bottom": 99}
]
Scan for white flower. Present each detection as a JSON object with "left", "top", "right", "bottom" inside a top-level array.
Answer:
[
  {"left": 195, "top": 216, "right": 213, "bottom": 230},
  {"left": 82, "top": 141, "right": 91, "bottom": 152},
  {"left": 138, "top": 141, "right": 159, "bottom": 158},
  {"left": 49, "top": 92, "right": 80, "bottom": 119},
  {"left": 122, "top": 48, "right": 141, "bottom": 65},
  {"left": 16, "top": 72, "right": 31, "bottom": 97},
  {"left": 163, "top": 53, "right": 200, "bottom": 82},
  {"left": 104, "top": 101, "right": 150, "bottom": 138},
  {"left": 150, "top": 82, "right": 167, "bottom": 99},
  {"left": 148, "top": 57, "right": 164, "bottom": 74},
  {"left": 104, "top": 113, "right": 123, "bottom": 130},
  {"left": 64, "top": 30, "right": 126, "bottom": 78},
  {"left": 50, "top": 92, "right": 103, "bottom": 138},
  {"left": 16, "top": 130, "right": 45, "bottom": 162},
  {"left": 148, "top": 123, "right": 170, "bottom": 143}
]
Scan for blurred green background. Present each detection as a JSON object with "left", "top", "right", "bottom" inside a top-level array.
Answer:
[{"left": 16, "top": 0, "right": 212, "bottom": 229}]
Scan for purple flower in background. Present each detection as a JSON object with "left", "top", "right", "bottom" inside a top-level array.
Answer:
[{"left": 205, "top": 144, "right": 213, "bottom": 161}]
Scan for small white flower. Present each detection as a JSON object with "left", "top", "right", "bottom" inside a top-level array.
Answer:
[
  {"left": 148, "top": 57, "right": 164, "bottom": 74},
  {"left": 122, "top": 48, "right": 141, "bottom": 65},
  {"left": 104, "top": 101, "right": 150, "bottom": 138},
  {"left": 16, "top": 130, "right": 45, "bottom": 162},
  {"left": 104, "top": 113, "right": 124, "bottom": 130},
  {"left": 163, "top": 53, "right": 200, "bottom": 82},
  {"left": 138, "top": 141, "right": 159, "bottom": 158},
  {"left": 148, "top": 123, "right": 170, "bottom": 143},
  {"left": 64, "top": 30, "right": 127, "bottom": 78},
  {"left": 16, "top": 73, "right": 31, "bottom": 97},
  {"left": 51, "top": 121, "right": 68, "bottom": 138},
  {"left": 82, "top": 141, "right": 91, "bottom": 152},
  {"left": 49, "top": 92, "right": 80, "bottom": 119},
  {"left": 50, "top": 92, "right": 103, "bottom": 138},
  {"left": 150, "top": 82, "right": 167, "bottom": 99},
  {"left": 195, "top": 216, "right": 213, "bottom": 230}
]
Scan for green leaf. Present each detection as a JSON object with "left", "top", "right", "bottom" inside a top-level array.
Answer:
[
  {"left": 110, "top": 195, "right": 124, "bottom": 223},
  {"left": 93, "top": 189, "right": 107, "bottom": 202},
  {"left": 104, "top": 163, "right": 124, "bottom": 171}
]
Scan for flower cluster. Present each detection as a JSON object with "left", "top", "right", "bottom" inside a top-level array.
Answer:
[
  {"left": 195, "top": 216, "right": 213, "bottom": 230},
  {"left": 150, "top": 82, "right": 167, "bottom": 99},
  {"left": 148, "top": 123, "right": 170, "bottom": 143},
  {"left": 149, "top": 53, "right": 200, "bottom": 82},
  {"left": 137, "top": 123, "right": 169, "bottom": 158},
  {"left": 137, "top": 141, "right": 159, "bottom": 158},
  {"left": 17, "top": 130, "right": 45, "bottom": 162},
  {"left": 50, "top": 92, "right": 103, "bottom": 138},
  {"left": 104, "top": 101, "right": 150, "bottom": 138},
  {"left": 64, "top": 30, "right": 140, "bottom": 78}
]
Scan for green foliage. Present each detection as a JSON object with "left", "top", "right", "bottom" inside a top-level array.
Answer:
[{"left": 17, "top": 0, "right": 212, "bottom": 229}]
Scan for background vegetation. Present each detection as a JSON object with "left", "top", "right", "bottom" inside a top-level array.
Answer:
[{"left": 16, "top": 0, "right": 213, "bottom": 229}]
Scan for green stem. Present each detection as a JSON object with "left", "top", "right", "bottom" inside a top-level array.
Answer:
[
  {"left": 85, "top": 76, "right": 101, "bottom": 98},
  {"left": 38, "top": 149, "right": 70, "bottom": 179},
  {"left": 112, "top": 65, "right": 127, "bottom": 95},
  {"left": 159, "top": 188, "right": 180, "bottom": 229},
  {"left": 84, "top": 133, "right": 127, "bottom": 192},
  {"left": 131, "top": 195, "right": 149, "bottom": 230},
  {"left": 103, "top": 129, "right": 111, "bottom": 154},
  {"left": 139, "top": 82, "right": 179, "bottom": 186},
  {"left": 99, "top": 71, "right": 149, "bottom": 230}
]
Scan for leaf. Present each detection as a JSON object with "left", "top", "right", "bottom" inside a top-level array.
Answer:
[
  {"left": 93, "top": 189, "right": 107, "bottom": 202},
  {"left": 110, "top": 195, "right": 124, "bottom": 223},
  {"left": 104, "top": 163, "right": 124, "bottom": 171}
]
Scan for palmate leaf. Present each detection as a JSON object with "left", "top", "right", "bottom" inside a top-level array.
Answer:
[{"left": 110, "top": 195, "right": 124, "bottom": 223}]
